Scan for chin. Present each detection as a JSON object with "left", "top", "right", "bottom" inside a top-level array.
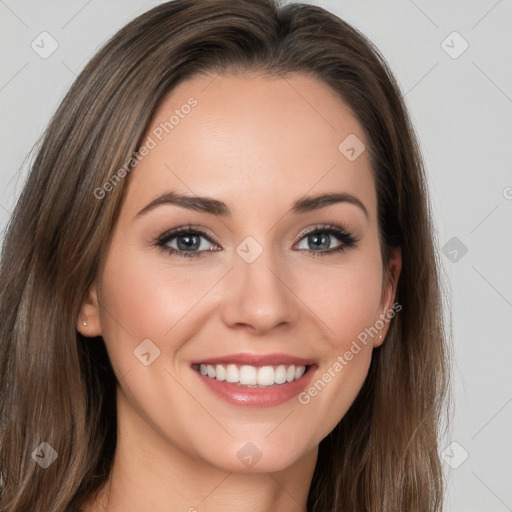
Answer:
[{"left": 200, "top": 438, "right": 314, "bottom": 474}]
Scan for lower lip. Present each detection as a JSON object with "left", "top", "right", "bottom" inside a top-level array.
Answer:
[{"left": 193, "top": 365, "right": 318, "bottom": 408}]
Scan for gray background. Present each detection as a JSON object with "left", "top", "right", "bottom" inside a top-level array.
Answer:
[{"left": 1, "top": 0, "right": 511, "bottom": 510}]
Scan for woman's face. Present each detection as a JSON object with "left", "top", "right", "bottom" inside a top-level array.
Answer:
[{"left": 80, "top": 72, "right": 400, "bottom": 473}]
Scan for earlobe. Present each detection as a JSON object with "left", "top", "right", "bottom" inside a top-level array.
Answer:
[
  {"left": 76, "top": 282, "right": 102, "bottom": 337},
  {"left": 374, "top": 246, "right": 402, "bottom": 347}
]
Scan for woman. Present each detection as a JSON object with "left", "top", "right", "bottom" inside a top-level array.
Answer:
[{"left": 0, "top": 0, "right": 449, "bottom": 510}]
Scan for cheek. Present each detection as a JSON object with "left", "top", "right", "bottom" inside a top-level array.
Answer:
[
  {"left": 99, "top": 243, "right": 213, "bottom": 336},
  {"left": 296, "top": 256, "right": 383, "bottom": 346},
  {"left": 96, "top": 240, "right": 227, "bottom": 377},
  {"left": 290, "top": 253, "right": 383, "bottom": 436}
]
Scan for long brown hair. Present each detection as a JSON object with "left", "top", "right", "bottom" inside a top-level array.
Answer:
[{"left": 0, "top": 1, "right": 449, "bottom": 510}]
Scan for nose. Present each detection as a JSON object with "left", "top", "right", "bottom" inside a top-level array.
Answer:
[{"left": 220, "top": 250, "right": 299, "bottom": 335}]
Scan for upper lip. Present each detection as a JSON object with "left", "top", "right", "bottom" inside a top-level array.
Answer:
[{"left": 190, "top": 352, "right": 316, "bottom": 367}]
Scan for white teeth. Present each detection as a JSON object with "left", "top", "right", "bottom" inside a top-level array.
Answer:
[
  {"left": 225, "top": 364, "right": 239, "bottom": 383},
  {"left": 275, "top": 365, "right": 287, "bottom": 384},
  {"left": 257, "top": 366, "right": 275, "bottom": 386},
  {"left": 215, "top": 364, "right": 226, "bottom": 381},
  {"left": 239, "top": 365, "right": 257, "bottom": 385},
  {"left": 195, "top": 363, "right": 308, "bottom": 386}
]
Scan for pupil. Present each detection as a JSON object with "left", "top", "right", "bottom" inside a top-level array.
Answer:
[
  {"left": 309, "top": 233, "right": 329, "bottom": 250},
  {"left": 177, "top": 234, "right": 200, "bottom": 251}
]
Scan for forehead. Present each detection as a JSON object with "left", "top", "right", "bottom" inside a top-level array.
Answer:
[{"left": 123, "top": 72, "right": 376, "bottom": 220}]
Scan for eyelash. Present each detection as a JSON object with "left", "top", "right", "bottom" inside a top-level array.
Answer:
[{"left": 154, "top": 223, "right": 359, "bottom": 258}]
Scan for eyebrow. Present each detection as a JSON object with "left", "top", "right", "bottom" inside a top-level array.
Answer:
[{"left": 136, "top": 191, "right": 368, "bottom": 219}]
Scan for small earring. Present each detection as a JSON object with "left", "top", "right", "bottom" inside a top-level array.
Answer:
[
  {"left": 83, "top": 320, "right": 88, "bottom": 326},
  {"left": 379, "top": 330, "right": 382, "bottom": 341}
]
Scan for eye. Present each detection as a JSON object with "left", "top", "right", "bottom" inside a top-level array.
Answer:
[
  {"left": 156, "top": 226, "right": 220, "bottom": 258},
  {"left": 294, "top": 225, "right": 358, "bottom": 256},
  {"left": 154, "top": 224, "right": 358, "bottom": 258}
]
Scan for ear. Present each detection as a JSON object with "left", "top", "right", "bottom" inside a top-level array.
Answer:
[
  {"left": 76, "top": 281, "right": 103, "bottom": 337},
  {"left": 374, "top": 246, "right": 402, "bottom": 347}
]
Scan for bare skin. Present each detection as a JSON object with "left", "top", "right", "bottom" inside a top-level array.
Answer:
[{"left": 78, "top": 72, "right": 401, "bottom": 512}]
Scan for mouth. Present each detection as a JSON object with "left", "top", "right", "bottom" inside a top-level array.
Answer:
[
  {"left": 191, "top": 362, "right": 314, "bottom": 388},
  {"left": 190, "top": 354, "right": 318, "bottom": 408}
]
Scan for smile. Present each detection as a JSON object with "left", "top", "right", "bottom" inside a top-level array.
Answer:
[
  {"left": 190, "top": 353, "right": 318, "bottom": 408},
  {"left": 192, "top": 363, "right": 308, "bottom": 387}
]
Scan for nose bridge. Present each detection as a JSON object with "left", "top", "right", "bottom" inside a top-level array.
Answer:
[{"left": 221, "top": 238, "right": 297, "bottom": 332}]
